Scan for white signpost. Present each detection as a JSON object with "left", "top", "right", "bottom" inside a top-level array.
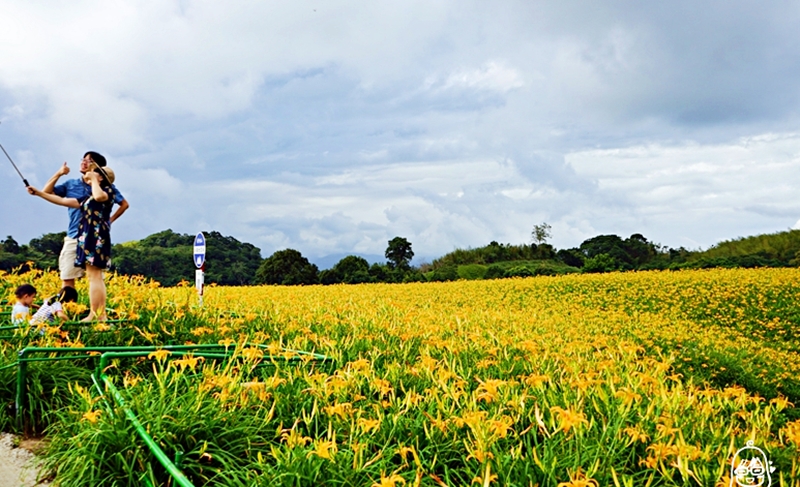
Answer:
[{"left": 194, "top": 232, "right": 206, "bottom": 306}]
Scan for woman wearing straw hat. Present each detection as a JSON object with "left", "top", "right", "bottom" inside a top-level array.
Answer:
[
  {"left": 27, "top": 164, "right": 118, "bottom": 322},
  {"left": 40, "top": 152, "right": 128, "bottom": 290}
]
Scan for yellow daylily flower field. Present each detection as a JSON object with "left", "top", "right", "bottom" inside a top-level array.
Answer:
[{"left": 1, "top": 267, "right": 799, "bottom": 486}]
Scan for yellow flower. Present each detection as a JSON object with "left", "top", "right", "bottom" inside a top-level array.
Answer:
[
  {"left": 782, "top": 419, "right": 800, "bottom": 447},
  {"left": 647, "top": 442, "right": 678, "bottom": 460},
  {"left": 148, "top": 349, "right": 171, "bottom": 361},
  {"left": 522, "top": 374, "right": 549, "bottom": 388},
  {"left": 372, "top": 473, "right": 406, "bottom": 487},
  {"left": 241, "top": 347, "right": 263, "bottom": 361},
  {"left": 123, "top": 373, "right": 142, "bottom": 388},
  {"left": 475, "top": 378, "right": 506, "bottom": 404},
  {"left": 551, "top": 406, "right": 588, "bottom": 434},
  {"left": 453, "top": 410, "right": 488, "bottom": 430},
  {"left": 398, "top": 445, "right": 416, "bottom": 462},
  {"left": 614, "top": 388, "right": 641, "bottom": 407},
  {"left": 622, "top": 426, "right": 649, "bottom": 443},
  {"left": 82, "top": 410, "right": 102, "bottom": 423},
  {"left": 466, "top": 446, "right": 494, "bottom": 463},
  {"left": 135, "top": 327, "right": 156, "bottom": 341},
  {"left": 281, "top": 428, "right": 311, "bottom": 448},
  {"left": 190, "top": 326, "right": 213, "bottom": 336},
  {"left": 307, "top": 438, "right": 337, "bottom": 461},
  {"left": 263, "top": 376, "right": 286, "bottom": 389},
  {"left": 172, "top": 355, "right": 204, "bottom": 371},
  {"left": 425, "top": 413, "right": 449, "bottom": 433},
  {"left": 487, "top": 416, "right": 514, "bottom": 438},
  {"left": 471, "top": 462, "right": 498, "bottom": 486},
  {"left": 655, "top": 423, "right": 679, "bottom": 437},
  {"left": 373, "top": 378, "right": 393, "bottom": 397},
  {"left": 770, "top": 396, "right": 792, "bottom": 410},
  {"left": 557, "top": 468, "right": 598, "bottom": 487},
  {"left": 324, "top": 402, "right": 353, "bottom": 420},
  {"left": 357, "top": 417, "right": 382, "bottom": 434},
  {"left": 640, "top": 456, "right": 658, "bottom": 469}
]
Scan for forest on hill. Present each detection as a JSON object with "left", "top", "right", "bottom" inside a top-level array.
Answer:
[{"left": 2, "top": 227, "right": 800, "bottom": 286}]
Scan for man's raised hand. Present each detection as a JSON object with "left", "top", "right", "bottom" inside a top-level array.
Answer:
[{"left": 59, "top": 162, "right": 70, "bottom": 176}]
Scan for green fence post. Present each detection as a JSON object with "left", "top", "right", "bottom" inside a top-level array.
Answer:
[{"left": 15, "top": 350, "right": 27, "bottom": 427}]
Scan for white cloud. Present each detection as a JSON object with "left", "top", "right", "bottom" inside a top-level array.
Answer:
[
  {"left": 565, "top": 132, "right": 800, "bottom": 246},
  {"left": 0, "top": 0, "right": 455, "bottom": 148},
  {"left": 2, "top": 1, "right": 800, "bottom": 263},
  {"left": 428, "top": 62, "right": 524, "bottom": 93},
  {"left": 167, "top": 159, "right": 541, "bottom": 257}
]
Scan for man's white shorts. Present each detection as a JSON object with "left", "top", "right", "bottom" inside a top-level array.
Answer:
[{"left": 59, "top": 237, "right": 85, "bottom": 280}]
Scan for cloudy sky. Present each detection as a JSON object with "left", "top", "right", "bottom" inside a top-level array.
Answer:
[{"left": 2, "top": 1, "right": 799, "bottom": 266}]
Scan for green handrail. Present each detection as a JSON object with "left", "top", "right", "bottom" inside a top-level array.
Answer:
[
  {"left": 95, "top": 367, "right": 196, "bottom": 487},
  {"left": 1, "top": 319, "right": 129, "bottom": 331},
  {"left": 15, "top": 344, "right": 238, "bottom": 420},
  {"left": 15, "top": 343, "right": 331, "bottom": 419},
  {"left": 90, "top": 347, "right": 331, "bottom": 487}
]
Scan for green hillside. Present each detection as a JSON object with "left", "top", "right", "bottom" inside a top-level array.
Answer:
[{"left": 690, "top": 229, "right": 800, "bottom": 266}]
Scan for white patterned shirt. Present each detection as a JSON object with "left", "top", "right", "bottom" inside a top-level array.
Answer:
[{"left": 30, "top": 301, "right": 63, "bottom": 325}]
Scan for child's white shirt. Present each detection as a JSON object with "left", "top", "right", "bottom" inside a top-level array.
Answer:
[{"left": 11, "top": 303, "right": 30, "bottom": 324}]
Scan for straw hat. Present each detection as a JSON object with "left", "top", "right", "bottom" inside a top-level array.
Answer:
[{"left": 95, "top": 166, "right": 115, "bottom": 184}]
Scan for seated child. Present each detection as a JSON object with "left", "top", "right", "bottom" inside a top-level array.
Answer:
[
  {"left": 30, "top": 286, "right": 78, "bottom": 325},
  {"left": 12, "top": 284, "right": 37, "bottom": 324}
]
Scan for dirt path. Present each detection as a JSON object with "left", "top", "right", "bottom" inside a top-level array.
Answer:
[{"left": 0, "top": 434, "right": 49, "bottom": 487}]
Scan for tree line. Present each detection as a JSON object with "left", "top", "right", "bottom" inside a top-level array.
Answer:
[
  {"left": 255, "top": 236, "right": 422, "bottom": 286},
  {"left": 3, "top": 226, "right": 800, "bottom": 286},
  {"left": 0, "top": 231, "right": 422, "bottom": 286}
]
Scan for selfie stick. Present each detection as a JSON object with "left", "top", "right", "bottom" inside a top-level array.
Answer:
[
  {"left": 0, "top": 143, "right": 29, "bottom": 187},
  {"left": 0, "top": 122, "right": 30, "bottom": 187}
]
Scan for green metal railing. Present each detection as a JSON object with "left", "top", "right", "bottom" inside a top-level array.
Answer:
[
  {"left": 14, "top": 343, "right": 330, "bottom": 420},
  {"left": 0, "top": 300, "right": 332, "bottom": 487},
  {"left": 89, "top": 347, "right": 331, "bottom": 487},
  {"left": 0, "top": 319, "right": 129, "bottom": 339},
  {"left": 14, "top": 344, "right": 230, "bottom": 422},
  {"left": 5, "top": 331, "right": 332, "bottom": 486},
  {"left": 92, "top": 350, "right": 237, "bottom": 487},
  {"left": 1, "top": 319, "right": 128, "bottom": 330}
]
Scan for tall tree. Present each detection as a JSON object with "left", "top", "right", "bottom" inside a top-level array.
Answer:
[
  {"left": 28, "top": 232, "right": 67, "bottom": 270},
  {"left": 256, "top": 249, "right": 319, "bottom": 285},
  {"left": 531, "top": 222, "right": 552, "bottom": 245},
  {"left": 2, "top": 236, "right": 20, "bottom": 254},
  {"left": 385, "top": 237, "right": 414, "bottom": 270},
  {"left": 29, "top": 232, "right": 67, "bottom": 257},
  {"left": 333, "top": 255, "right": 371, "bottom": 284}
]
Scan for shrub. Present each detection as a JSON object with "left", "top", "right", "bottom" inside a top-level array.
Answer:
[
  {"left": 582, "top": 253, "right": 617, "bottom": 273},
  {"left": 458, "top": 264, "right": 487, "bottom": 280},
  {"left": 430, "top": 265, "right": 458, "bottom": 282},
  {"left": 504, "top": 266, "right": 533, "bottom": 278},
  {"left": 484, "top": 265, "right": 505, "bottom": 280}
]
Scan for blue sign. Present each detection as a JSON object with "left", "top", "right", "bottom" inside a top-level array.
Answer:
[{"left": 193, "top": 232, "right": 206, "bottom": 268}]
